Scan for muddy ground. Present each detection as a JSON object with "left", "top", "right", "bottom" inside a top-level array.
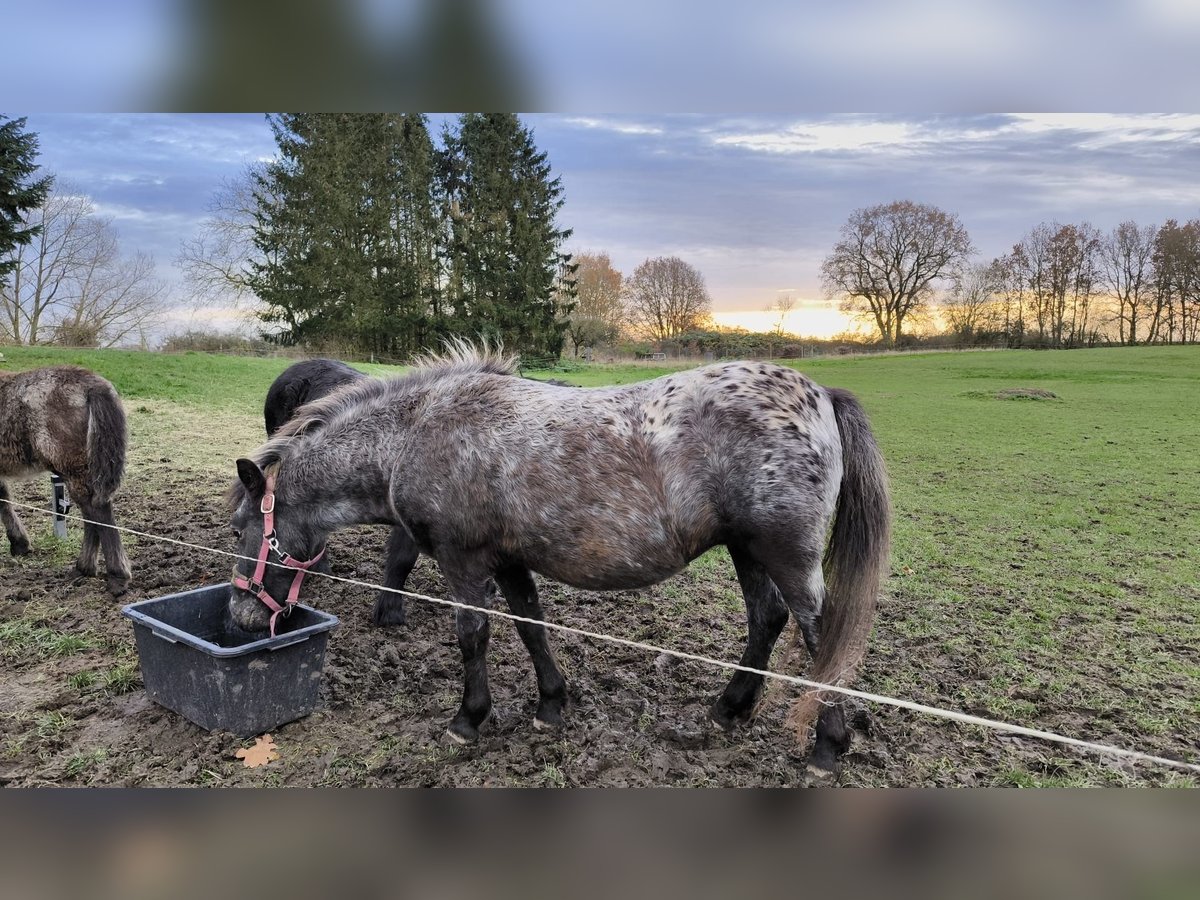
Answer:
[{"left": 1, "top": 465, "right": 1194, "bottom": 788}]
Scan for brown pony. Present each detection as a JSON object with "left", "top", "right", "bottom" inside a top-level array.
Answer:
[{"left": 0, "top": 365, "right": 131, "bottom": 595}]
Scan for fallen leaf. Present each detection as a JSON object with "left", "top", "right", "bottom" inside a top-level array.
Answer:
[{"left": 235, "top": 734, "right": 279, "bottom": 768}]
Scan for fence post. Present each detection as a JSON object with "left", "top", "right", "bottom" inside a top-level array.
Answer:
[{"left": 50, "top": 474, "right": 70, "bottom": 539}]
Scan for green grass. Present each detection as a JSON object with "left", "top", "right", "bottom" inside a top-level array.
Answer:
[
  {"left": 67, "top": 670, "right": 99, "bottom": 691},
  {"left": 0, "top": 346, "right": 405, "bottom": 410},
  {"left": 101, "top": 661, "right": 141, "bottom": 695},
  {"left": 64, "top": 748, "right": 109, "bottom": 779},
  {"left": 35, "top": 711, "right": 73, "bottom": 739},
  {"left": 525, "top": 359, "right": 695, "bottom": 387},
  {"left": 0, "top": 620, "right": 97, "bottom": 661}
]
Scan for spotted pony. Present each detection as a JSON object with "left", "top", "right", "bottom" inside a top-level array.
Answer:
[{"left": 227, "top": 344, "right": 890, "bottom": 776}]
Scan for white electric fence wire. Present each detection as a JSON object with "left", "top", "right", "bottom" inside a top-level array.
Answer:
[{"left": 3, "top": 496, "right": 1198, "bottom": 776}]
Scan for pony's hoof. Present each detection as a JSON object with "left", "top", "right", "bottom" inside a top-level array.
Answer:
[
  {"left": 10, "top": 538, "right": 31, "bottom": 557},
  {"left": 533, "top": 696, "right": 566, "bottom": 731},
  {"left": 533, "top": 713, "right": 564, "bottom": 732},
  {"left": 74, "top": 560, "right": 97, "bottom": 576},
  {"left": 106, "top": 576, "right": 130, "bottom": 597},
  {"left": 446, "top": 707, "right": 490, "bottom": 744},
  {"left": 709, "top": 698, "right": 752, "bottom": 732},
  {"left": 804, "top": 763, "right": 838, "bottom": 786},
  {"left": 372, "top": 596, "right": 407, "bottom": 628},
  {"left": 445, "top": 724, "right": 477, "bottom": 745},
  {"left": 804, "top": 744, "right": 843, "bottom": 783}
]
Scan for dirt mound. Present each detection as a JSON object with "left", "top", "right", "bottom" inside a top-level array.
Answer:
[{"left": 995, "top": 388, "right": 1058, "bottom": 401}]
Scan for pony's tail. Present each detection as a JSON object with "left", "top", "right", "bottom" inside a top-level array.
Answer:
[
  {"left": 789, "top": 387, "right": 891, "bottom": 740},
  {"left": 86, "top": 379, "right": 127, "bottom": 503}
]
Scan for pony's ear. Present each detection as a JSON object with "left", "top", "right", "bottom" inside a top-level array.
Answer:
[{"left": 236, "top": 458, "right": 266, "bottom": 496}]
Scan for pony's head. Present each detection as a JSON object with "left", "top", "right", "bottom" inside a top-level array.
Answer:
[{"left": 227, "top": 458, "right": 327, "bottom": 634}]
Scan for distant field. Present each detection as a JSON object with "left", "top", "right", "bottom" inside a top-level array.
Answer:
[
  {"left": 1, "top": 344, "right": 1197, "bottom": 786},
  {"left": 0, "top": 347, "right": 403, "bottom": 409}
]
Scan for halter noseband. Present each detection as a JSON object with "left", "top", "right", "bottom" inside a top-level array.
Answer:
[{"left": 232, "top": 473, "right": 326, "bottom": 637}]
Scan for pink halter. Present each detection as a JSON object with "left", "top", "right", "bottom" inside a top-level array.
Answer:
[{"left": 232, "top": 473, "right": 326, "bottom": 637}]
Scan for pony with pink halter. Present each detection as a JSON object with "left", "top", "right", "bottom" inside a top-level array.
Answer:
[{"left": 231, "top": 473, "right": 325, "bottom": 637}]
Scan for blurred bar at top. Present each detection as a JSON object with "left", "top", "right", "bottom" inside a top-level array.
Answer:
[{"left": 3, "top": 1, "right": 1200, "bottom": 111}]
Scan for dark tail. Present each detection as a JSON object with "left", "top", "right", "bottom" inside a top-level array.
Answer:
[
  {"left": 789, "top": 387, "right": 891, "bottom": 739},
  {"left": 86, "top": 380, "right": 127, "bottom": 503}
]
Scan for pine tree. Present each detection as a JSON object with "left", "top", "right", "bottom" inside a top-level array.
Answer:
[
  {"left": 249, "top": 113, "right": 440, "bottom": 357},
  {"left": 0, "top": 116, "right": 53, "bottom": 287},
  {"left": 440, "top": 114, "right": 573, "bottom": 359}
]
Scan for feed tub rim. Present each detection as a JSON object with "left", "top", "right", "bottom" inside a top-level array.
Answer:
[{"left": 121, "top": 586, "right": 339, "bottom": 659}]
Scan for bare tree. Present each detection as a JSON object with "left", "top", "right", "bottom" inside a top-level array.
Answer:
[
  {"left": 986, "top": 252, "right": 1027, "bottom": 346},
  {"left": 1150, "top": 219, "right": 1200, "bottom": 344},
  {"left": 54, "top": 245, "right": 167, "bottom": 347},
  {"left": 175, "top": 163, "right": 266, "bottom": 306},
  {"left": 768, "top": 293, "right": 797, "bottom": 337},
  {"left": 1009, "top": 222, "right": 1102, "bottom": 348},
  {"left": 624, "top": 256, "right": 711, "bottom": 342},
  {"left": 0, "top": 184, "right": 166, "bottom": 347},
  {"left": 1097, "top": 221, "right": 1156, "bottom": 346},
  {"left": 821, "top": 200, "right": 972, "bottom": 345},
  {"left": 1, "top": 190, "right": 95, "bottom": 344},
  {"left": 567, "top": 251, "right": 624, "bottom": 356},
  {"left": 943, "top": 260, "right": 1003, "bottom": 341}
]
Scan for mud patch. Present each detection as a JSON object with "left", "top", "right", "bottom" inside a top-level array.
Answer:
[{"left": 0, "top": 466, "right": 1194, "bottom": 787}]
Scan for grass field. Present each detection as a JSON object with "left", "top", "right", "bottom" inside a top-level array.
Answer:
[{"left": 1, "top": 344, "right": 1197, "bottom": 786}]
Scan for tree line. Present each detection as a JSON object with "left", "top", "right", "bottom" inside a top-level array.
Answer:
[{"left": 823, "top": 199, "right": 1200, "bottom": 349}]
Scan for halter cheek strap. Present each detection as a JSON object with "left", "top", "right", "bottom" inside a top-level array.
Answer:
[{"left": 232, "top": 473, "right": 326, "bottom": 637}]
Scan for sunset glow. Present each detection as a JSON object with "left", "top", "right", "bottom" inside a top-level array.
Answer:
[{"left": 709, "top": 305, "right": 862, "bottom": 340}]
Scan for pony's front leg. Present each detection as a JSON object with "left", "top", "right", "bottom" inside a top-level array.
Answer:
[
  {"left": 0, "top": 480, "right": 31, "bottom": 556},
  {"left": 372, "top": 526, "right": 418, "bottom": 627},
  {"left": 495, "top": 563, "right": 568, "bottom": 730},
  {"left": 443, "top": 564, "right": 495, "bottom": 744}
]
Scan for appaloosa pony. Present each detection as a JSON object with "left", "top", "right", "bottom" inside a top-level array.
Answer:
[
  {"left": 227, "top": 345, "right": 890, "bottom": 775},
  {"left": 0, "top": 365, "right": 131, "bottom": 595}
]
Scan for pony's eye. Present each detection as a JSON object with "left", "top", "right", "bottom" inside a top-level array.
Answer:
[{"left": 231, "top": 527, "right": 243, "bottom": 539}]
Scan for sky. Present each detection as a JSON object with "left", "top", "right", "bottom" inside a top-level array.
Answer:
[{"left": 21, "top": 112, "right": 1200, "bottom": 339}]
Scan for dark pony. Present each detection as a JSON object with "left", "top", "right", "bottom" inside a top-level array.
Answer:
[
  {"left": 0, "top": 365, "right": 131, "bottom": 595},
  {"left": 264, "top": 358, "right": 364, "bottom": 437},
  {"left": 230, "top": 345, "right": 886, "bottom": 775},
  {"left": 263, "top": 358, "right": 415, "bottom": 626}
]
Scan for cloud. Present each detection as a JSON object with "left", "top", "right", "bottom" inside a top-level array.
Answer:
[
  {"left": 711, "top": 120, "right": 925, "bottom": 154},
  {"left": 561, "top": 117, "right": 665, "bottom": 136}
]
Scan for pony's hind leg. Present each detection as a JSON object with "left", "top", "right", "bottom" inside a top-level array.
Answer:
[
  {"left": 710, "top": 543, "right": 790, "bottom": 730},
  {"left": 79, "top": 497, "right": 130, "bottom": 596},
  {"left": 76, "top": 514, "right": 101, "bottom": 576},
  {"left": 372, "top": 526, "right": 419, "bottom": 627},
  {"left": 71, "top": 493, "right": 101, "bottom": 576},
  {"left": 757, "top": 545, "right": 852, "bottom": 778},
  {"left": 0, "top": 480, "right": 31, "bottom": 556},
  {"left": 441, "top": 556, "right": 496, "bottom": 744},
  {"left": 494, "top": 563, "right": 568, "bottom": 730}
]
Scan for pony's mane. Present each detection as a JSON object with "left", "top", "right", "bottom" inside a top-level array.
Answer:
[
  {"left": 226, "top": 341, "right": 516, "bottom": 511},
  {"left": 411, "top": 337, "right": 518, "bottom": 378}
]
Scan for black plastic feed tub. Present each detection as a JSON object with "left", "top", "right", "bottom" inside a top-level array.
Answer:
[{"left": 121, "top": 584, "right": 339, "bottom": 736}]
